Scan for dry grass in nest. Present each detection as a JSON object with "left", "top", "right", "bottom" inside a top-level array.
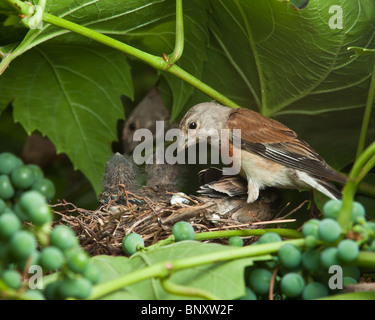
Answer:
[{"left": 51, "top": 188, "right": 306, "bottom": 257}]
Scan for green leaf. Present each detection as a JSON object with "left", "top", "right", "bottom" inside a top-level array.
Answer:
[
  {"left": 91, "top": 241, "right": 270, "bottom": 300},
  {"left": 207, "top": 0, "right": 375, "bottom": 116},
  {"left": 0, "top": 44, "right": 133, "bottom": 194},
  {"left": 320, "top": 291, "right": 375, "bottom": 300}
]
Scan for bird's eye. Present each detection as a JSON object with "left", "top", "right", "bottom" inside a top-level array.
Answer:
[
  {"left": 189, "top": 122, "right": 197, "bottom": 129},
  {"left": 129, "top": 123, "right": 136, "bottom": 131}
]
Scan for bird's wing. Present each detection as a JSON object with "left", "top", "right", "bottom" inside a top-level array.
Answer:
[
  {"left": 226, "top": 108, "right": 346, "bottom": 183},
  {"left": 197, "top": 168, "right": 248, "bottom": 198}
]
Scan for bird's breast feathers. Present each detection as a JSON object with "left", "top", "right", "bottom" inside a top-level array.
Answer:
[{"left": 238, "top": 149, "right": 302, "bottom": 189}]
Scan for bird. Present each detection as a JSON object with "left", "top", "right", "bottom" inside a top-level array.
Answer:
[
  {"left": 122, "top": 87, "right": 177, "bottom": 154},
  {"left": 179, "top": 102, "right": 347, "bottom": 203}
]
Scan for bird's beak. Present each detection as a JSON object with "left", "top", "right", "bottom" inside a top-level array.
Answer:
[{"left": 177, "top": 134, "right": 188, "bottom": 154}]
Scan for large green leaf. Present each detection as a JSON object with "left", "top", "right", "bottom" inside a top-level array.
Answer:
[
  {"left": 91, "top": 241, "right": 269, "bottom": 300},
  {"left": 207, "top": 0, "right": 375, "bottom": 115},
  {"left": 0, "top": 44, "right": 132, "bottom": 194}
]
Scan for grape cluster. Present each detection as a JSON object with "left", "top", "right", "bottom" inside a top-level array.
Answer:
[
  {"left": 0, "top": 152, "right": 99, "bottom": 300},
  {"left": 238, "top": 199, "right": 373, "bottom": 300}
]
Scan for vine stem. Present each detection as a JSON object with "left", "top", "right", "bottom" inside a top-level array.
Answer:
[
  {"left": 356, "top": 251, "right": 375, "bottom": 268},
  {"left": 356, "top": 61, "right": 375, "bottom": 159},
  {"left": 2, "top": 0, "right": 241, "bottom": 110},
  {"left": 168, "top": 0, "right": 184, "bottom": 64},
  {"left": 337, "top": 141, "right": 375, "bottom": 230},
  {"left": 88, "top": 238, "right": 306, "bottom": 299},
  {"left": 146, "top": 228, "right": 302, "bottom": 251},
  {"left": 193, "top": 228, "right": 302, "bottom": 241},
  {"left": 160, "top": 277, "right": 219, "bottom": 300}
]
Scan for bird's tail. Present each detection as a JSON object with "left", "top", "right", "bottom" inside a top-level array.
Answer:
[{"left": 296, "top": 171, "right": 342, "bottom": 200}]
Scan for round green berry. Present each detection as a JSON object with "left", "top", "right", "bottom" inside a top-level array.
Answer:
[
  {"left": 27, "top": 164, "right": 44, "bottom": 182},
  {"left": 13, "top": 202, "right": 29, "bottom": 221},
  {"left": 122, "top": 233, "right": 145, "bottom": 255},
  {"left": 0, "top": 211, "right": 21, "bottom": 239},
  {"left": 32, "top": 178, "right": 55, "bottom": 200},
  {"left": 318, "top": 219, "right": 341, "bottom": 243},
  {"left": 304, "top": 235, "right": 318, "bottom": 249},
  {"left": 228, "top": 236, "right": 244, "bottom": 247},
  {"left": 58, "top": 277, "right": 92, "bottom": 299},
  {"left": 83, "top": 263, "right": 101, "bottom": 284},
  {"left": 44, "top": 281, "right": 61, "bottom": 300},
  {"left": 0, "top": 152, "right": 22, "bottom": 174},
  {"left": 343, "top": 276, "right": 358, "bottom": 286},
  {"left": 248, "top": 268, "right": 272, "bottom": 296},
  {"left": 338, "top": 239, "right": 359, "bottom": 263},
  {"left": 0, "top": 175, "right": 15, "bottom": 200},
  {"left": 302, "top": 219, "right": 320, "bottom": 237},
  {"left": 278, "top": 244, "right": 301, "bottom": 269},
  {"left": 39, "top": 246, "right": 64, "bottom": 272},
  {"left": 9, "top": 230, "right": 36, "bottom": 260},
  {"left": 322, "top": 199, "right": 342, "bottom": 220},
  {"left": 172, "top": 221, "right": 195, "bottom": 242},
  {"left": 19, "top": 190, "right": 51, "bottom": 225},
  {"left": 280, "top": 273, "right": 305, "bottom": 298},
  {"left": 351, "top": 202, "right": 366, "bottom": 223},
  {"left": 50, "top": 225, "right": 78, "bottom": 251},
  {"left": 367, "top": 222, "right": 375, "bottom": 233},
  {"left": 66, "top": 249, "right": 89, "bottom": 274},
  {"left": 29, "top": 204, "right": 52, "bottom": 226},
  {"left": 237, "top": 287, "right": 257, "bottom": 300},
  {"left": 302, "top": 250, "right": 320, "bottom": 272},
  {"left": 23, "top": 289, "right": 45, "bottom": 300},
  {"left": 258, "top": 232, "right": 282, "bottom": 244},
  {"left": 19, "top": 190, "right": 46, "bottom": 210},
  {"left": 343, "top": 266, "right": 361, "bottom": 281},
  {"left": 320, "top": 247, "right": 340, "bottom": 269},
  {"left": 302, "top": 282, "right": 328, "bottom": 300},
  {"left": 16, "top": 249, "right": 40, "bottom": 271},
  {"left": 10, "top": 165, "right": 35, "bottom": 189},
  {"left": 2, "top": 269, "right": 22, "bottom": 289}
]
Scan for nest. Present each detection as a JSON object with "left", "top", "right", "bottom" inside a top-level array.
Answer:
[{"left": 51, "top": 186, "right": 306, "bottom": 257}]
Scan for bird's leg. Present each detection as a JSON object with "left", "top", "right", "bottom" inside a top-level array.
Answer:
[{"left": 246, "top": 178, "right": 260, "bottom": 203}]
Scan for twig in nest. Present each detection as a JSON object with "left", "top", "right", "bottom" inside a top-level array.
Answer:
[
  {"left": 274, "top": 200, "right": 309, "bottom": 221},
  {"left": 161, "top": 202, "right": 216, "bottom": 224},
  {"left": 272, "top": 202, "right": 290, "bottom": 220},
  {"left": 252, "top": 218, "right": 296, "bottom": 226}
]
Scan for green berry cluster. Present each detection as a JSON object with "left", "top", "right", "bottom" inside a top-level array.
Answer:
[
  {"left": 0, "top": 152, "right": 99, "bottom": 300},
  {"left": 239, "top": 199, "right": 372, "bottom": 300},
  {"left": 0, "top": 152, "right": 55, "bottom": 202}
]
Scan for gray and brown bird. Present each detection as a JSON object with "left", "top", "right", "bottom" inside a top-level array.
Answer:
[{"left": 179, "top": 102, "right": 346, "bottom": 203}]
